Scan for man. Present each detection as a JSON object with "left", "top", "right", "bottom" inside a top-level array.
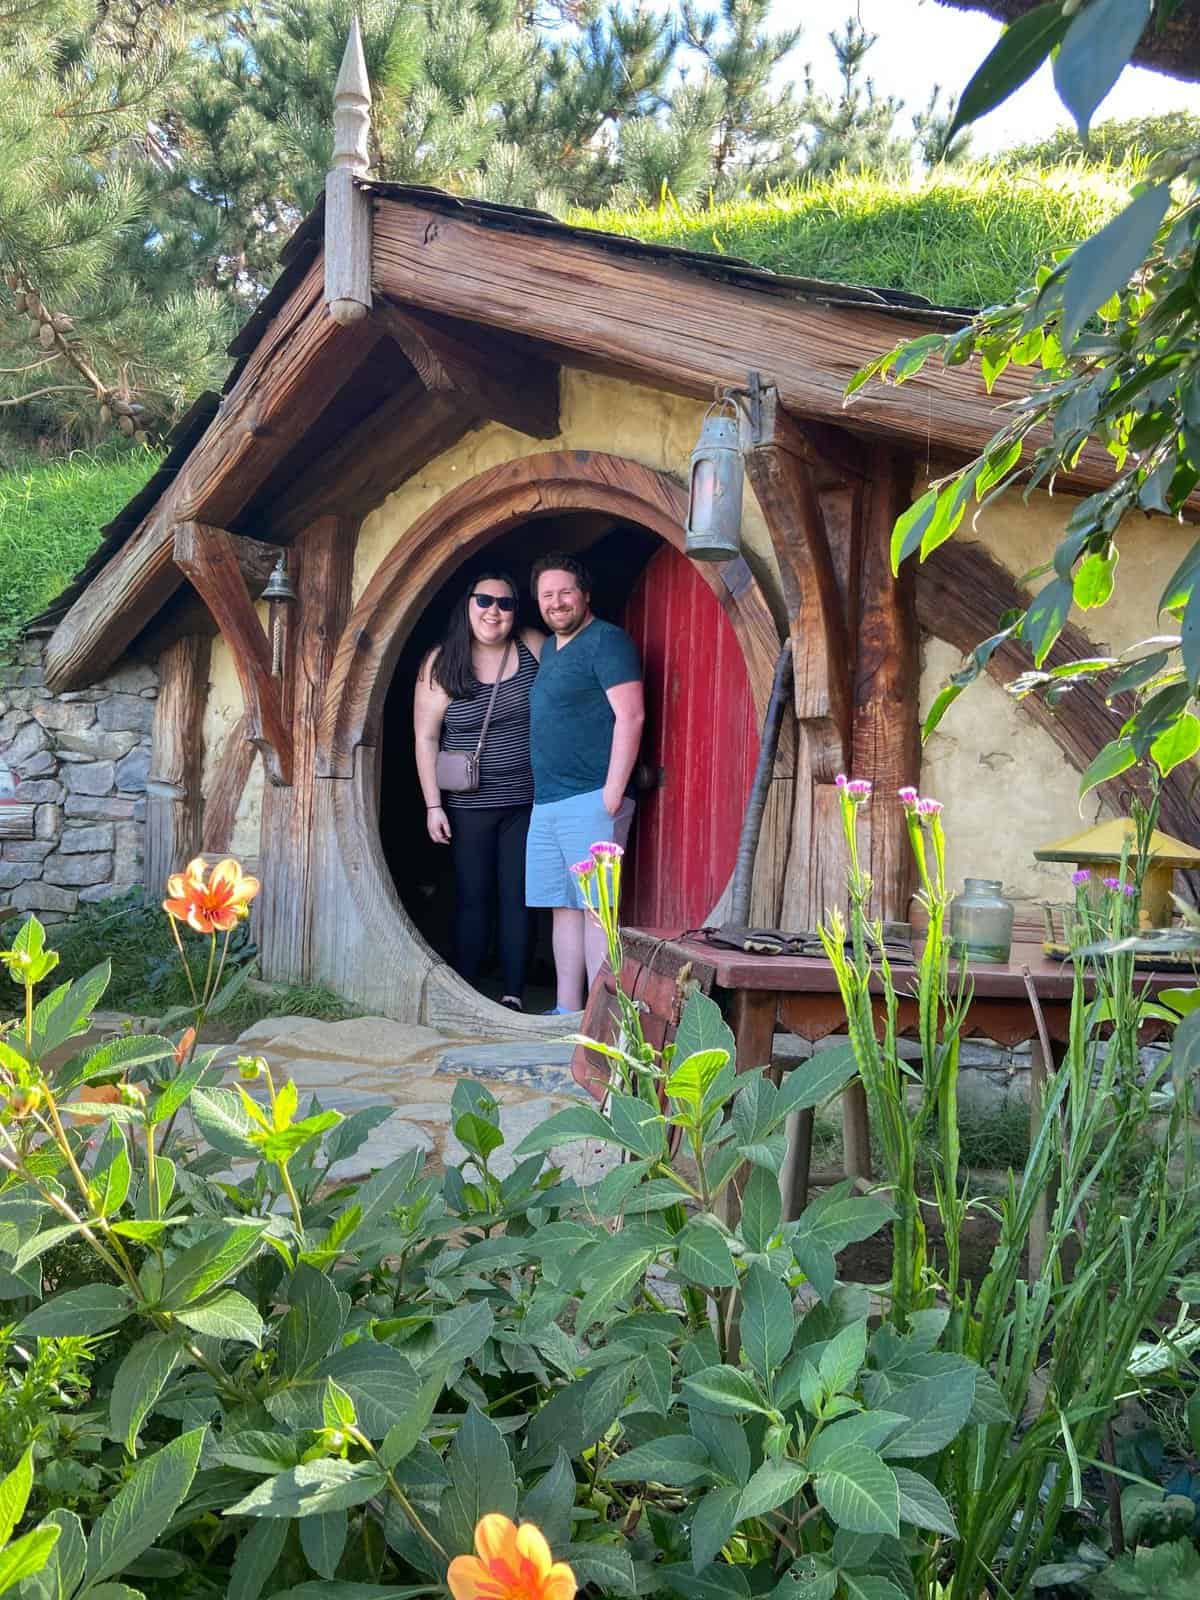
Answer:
[{"left": 526, "top": 551, "right": 644, "bottom": 1013}]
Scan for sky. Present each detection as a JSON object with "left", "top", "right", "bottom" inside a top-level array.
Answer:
[{"left": 777, "top": 0, "right": 1200, "bottom": 153}]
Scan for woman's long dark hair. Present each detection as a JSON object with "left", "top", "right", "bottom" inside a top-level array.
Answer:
[{"left": 430, "top": 569, "right": 519, "bottom": 699}]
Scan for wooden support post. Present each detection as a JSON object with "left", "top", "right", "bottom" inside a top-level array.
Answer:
[
  {"left": 145, "top": 636, "right": 210, "bottom": 900},
  {"left": 173, "top": 522, "right": 293, "bottom": 787},
  {"left": 201, "top": 714, "right": 256, "bottom": 853},
  {"left": 742, "top": 421, "right": 918, "bottom": 1193},
  {"left": 258, "top": 516, "right": 356, "bottom": 984},
  {"left": 740, "top": 389, "right": 861, "bottom": 931},
  {"left": 852, "top": 448, "right": 921, "bottom": 922}
]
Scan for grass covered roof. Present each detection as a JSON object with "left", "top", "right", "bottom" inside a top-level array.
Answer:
[
  {"left": 573, "top": 166, "right": 1129, "bottom": 313},
  {"left": 0, "top": 165, "right": 1132, "bottom": 645}
]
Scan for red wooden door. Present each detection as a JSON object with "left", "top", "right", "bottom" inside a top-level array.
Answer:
[{"left": 621, "top": 543, "right": 759, "bottom": 928}]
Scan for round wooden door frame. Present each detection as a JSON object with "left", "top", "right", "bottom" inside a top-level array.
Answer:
[{"left": 314, "top": 449, "right": 783, "bottom": 1033}]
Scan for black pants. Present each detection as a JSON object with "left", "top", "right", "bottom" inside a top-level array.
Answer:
[{"left": 448, "top": 803, "right": 532, "bottom": 998}]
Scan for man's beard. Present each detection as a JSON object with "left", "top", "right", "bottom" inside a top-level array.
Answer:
[{"left": 546, "top": 608, "right": 584, "bottom": 636}]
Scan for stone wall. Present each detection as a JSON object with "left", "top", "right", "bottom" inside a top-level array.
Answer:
[{"left": 0, "top": 639, "right": 155, "bottom": 922}]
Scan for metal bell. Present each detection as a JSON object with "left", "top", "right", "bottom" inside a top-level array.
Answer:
[{"left": 262, "top": 554, "right": 297, "bottom": 604}]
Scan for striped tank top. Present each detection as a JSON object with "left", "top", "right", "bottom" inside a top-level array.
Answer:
[{"left": 440, "top": 639, "right": 538, "bottom": 810}]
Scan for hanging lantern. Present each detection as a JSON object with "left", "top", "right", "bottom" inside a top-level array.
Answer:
[
  {"left": 685, "top": 397, "right": 744, "bottom": 562},
  {"left": 263, "top": 553, "right": 297, "bottom": 676}
]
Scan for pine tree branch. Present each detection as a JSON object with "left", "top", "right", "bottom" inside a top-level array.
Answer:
[{"left": 0, "top": 385, "right": 91, "bottom": 406}]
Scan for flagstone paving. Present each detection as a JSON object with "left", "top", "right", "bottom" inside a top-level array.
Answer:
[{"left": 221, "top": 1014, "right": 616, "bottom": 1184}]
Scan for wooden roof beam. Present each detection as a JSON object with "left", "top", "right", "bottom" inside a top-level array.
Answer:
[
  {"left": 43, "top": 265, "right": 379, "bottom": 692},
  {"left": 375, "top": 301, "right": 560, "bottom": 439},
  {"left": 262, "top": 370, "right": 480, "bottom": 542},
  {"left": 370, "top": 197, "right": 1141, "bottom": 499}
]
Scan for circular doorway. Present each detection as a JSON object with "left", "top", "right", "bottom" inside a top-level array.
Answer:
[{"left": 315, "top": 451, "right": 782, "bottom": 1034}]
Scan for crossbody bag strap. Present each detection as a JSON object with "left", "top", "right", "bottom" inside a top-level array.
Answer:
[{"left": 474, "top": 640, "right": 514, "bottom": 761}]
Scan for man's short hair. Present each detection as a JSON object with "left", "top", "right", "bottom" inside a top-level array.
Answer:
[{"left": 531, "top": 551, "right": 591, "bottom": 595}]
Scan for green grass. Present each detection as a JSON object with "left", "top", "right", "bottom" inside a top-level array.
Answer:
[
  {"left": 573, "top": 165, "right": 1131, "bottom": 310},
  {"left": 46, "top": 889, "right": 358, "bottom": 1029},
  {"left": 0, "top": 446, "right": 161, "bottom": 647}
]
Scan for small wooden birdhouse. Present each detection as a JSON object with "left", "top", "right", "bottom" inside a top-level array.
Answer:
[{"left": 1034, "top": 818, "right": 1200, "bottom": 927}]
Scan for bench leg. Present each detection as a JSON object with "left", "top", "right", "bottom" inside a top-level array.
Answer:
[
  {"left": 779, "top": 1107, "right": 814, "bottom": 1218},
  {"left": 842, "top": 1079, "right": 872, "bottom": 1182},
  {"left": 718, "top": 989, "right": 778, "bottom": 1232}
]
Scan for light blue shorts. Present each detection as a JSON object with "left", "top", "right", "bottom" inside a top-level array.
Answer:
[{"left": 525, "top": 788, "right": 635, "bottom": 909}]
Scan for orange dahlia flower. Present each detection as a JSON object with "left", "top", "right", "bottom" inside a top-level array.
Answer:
[
  {"left": 163, "top": 857, "right": 260, "bottom": 934},
  {"left": 66, "top": 1083, "right": 122, "bottom": 1123},
  {"left": 447, "top": 1515, "right": 576, "bottom": 1600}
]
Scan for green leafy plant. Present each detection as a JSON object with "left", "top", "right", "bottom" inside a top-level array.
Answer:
[
  {"left": 848, "top": 0, "right": 1200, "bottom": 791},
  {"left": 0, "top": 1448, "right": 60, "bottom": 1592},
  {"left": 823, "top": 777, "right": 1200, "bottom": 1599},
  {"left": 0, "top": 800, "right": 1195, "bottom": 1597}
]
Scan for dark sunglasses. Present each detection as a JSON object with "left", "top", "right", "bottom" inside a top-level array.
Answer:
[{"left": 472, "top": 592, "right": 516, "bottom": 613}]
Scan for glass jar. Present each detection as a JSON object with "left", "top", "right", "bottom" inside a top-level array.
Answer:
[{"left": 950, "top": 878, "right": 1014, "bottom": 964}]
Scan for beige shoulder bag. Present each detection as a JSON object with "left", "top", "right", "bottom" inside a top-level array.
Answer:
[{"left": 435, "top": 641, "right": 513, "bottom": 794}]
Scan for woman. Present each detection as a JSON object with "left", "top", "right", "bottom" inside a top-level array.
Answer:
[{"left": 414, "top": 571, "right": 544, "bottom": 1010}]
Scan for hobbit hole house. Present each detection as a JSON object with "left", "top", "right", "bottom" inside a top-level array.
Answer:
[{"left": 3, "top": 26, "right": 1198, "bottom": 1032}]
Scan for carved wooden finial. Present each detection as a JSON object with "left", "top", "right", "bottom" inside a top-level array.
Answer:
[
  {"left": 326, "top": 16, "right": 373, "bottom": 324},
  {"left": 332, "top": 15, "right": 371, "bottom": 176}
]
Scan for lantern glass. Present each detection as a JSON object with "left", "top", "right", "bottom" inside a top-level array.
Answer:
[{"left": 689, "top": 456, "right": 716, "bottom": 531}]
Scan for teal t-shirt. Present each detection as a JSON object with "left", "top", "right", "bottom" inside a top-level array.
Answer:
[{"left": 530, "top": 617, "right": 642, "bottom": 803}]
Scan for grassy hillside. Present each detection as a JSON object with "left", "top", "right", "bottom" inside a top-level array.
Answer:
[
  {"left": 0, "top": 448, "right": 160, "bottom": 648},
  {"left": 574, "top": 166, "right": 1131, "bottom": 310}
]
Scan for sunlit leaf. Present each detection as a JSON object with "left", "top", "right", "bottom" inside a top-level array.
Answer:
[
  {"left": 1053, "top": 0, "right": 1151, "bottom": 138},
  {"left": 949, "top": 4, "right": 1071, "bottom": 137},
  {"left": 1079, "top": 737, "right": 1136, "bottom": 798},
  {"left": 1151, "top": 712, "right": 1200, "bottom": 778},
  {"left": 1061, "top": 184, "right": 1172, "bottom": 344}
]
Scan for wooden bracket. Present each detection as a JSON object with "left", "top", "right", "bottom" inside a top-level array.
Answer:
[
  {"left": 173, "top": 522, "right": 293, "bottom": 787},
  {"left": 740, "top": 386, "right": 853, "bottom": 775},
  {"left": 376, "top": 300, "right": 560, "bottom": 439}
]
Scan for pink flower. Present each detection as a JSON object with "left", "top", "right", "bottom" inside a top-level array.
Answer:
[
  {"left": 589, "top": 841, "right": 624, "bottom": 861},
  {"left": 570, "top": 859, "right": 597, "bottom": 880},
  {"left": 898, "top": 786, "right": 919, "bottom": 810},
  {"left": 1102, "top": 876, "right": 1121, "bottom": 892},
  {"left": 835, "top": 774, "right": 848, "bottom": 789},
  {"left": 1071, "top": 869, "right": 1090, "bottom": 885},
  {"left": 1122, "top": 883, "right": 1138, "bottom": 899},
  {"left": 916, "top": 797, "right": 942, "bottom": 818},
  {"left": 846, "top": 780, "right": 872, "bottom": 799}
]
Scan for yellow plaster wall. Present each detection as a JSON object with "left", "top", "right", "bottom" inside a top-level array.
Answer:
[
  {"left": 351, "top": 369, "right": 783, "bottom": 614},
  {"left": 199, "top": 632, "right": 263, "bottom": 864},
  {"left": 919, "top": 636, "right": 1112, "bottom": 906},
  {"left": 952, "top": 480, "right": 1193, "bottom": 656},
  {"left": 915, "top": 483, "right": 1185, "bottom": 908}
]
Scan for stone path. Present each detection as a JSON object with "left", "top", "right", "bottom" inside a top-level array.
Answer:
[{"left": 217, "top": 1013, "right": 618, "bottom": 1185}]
